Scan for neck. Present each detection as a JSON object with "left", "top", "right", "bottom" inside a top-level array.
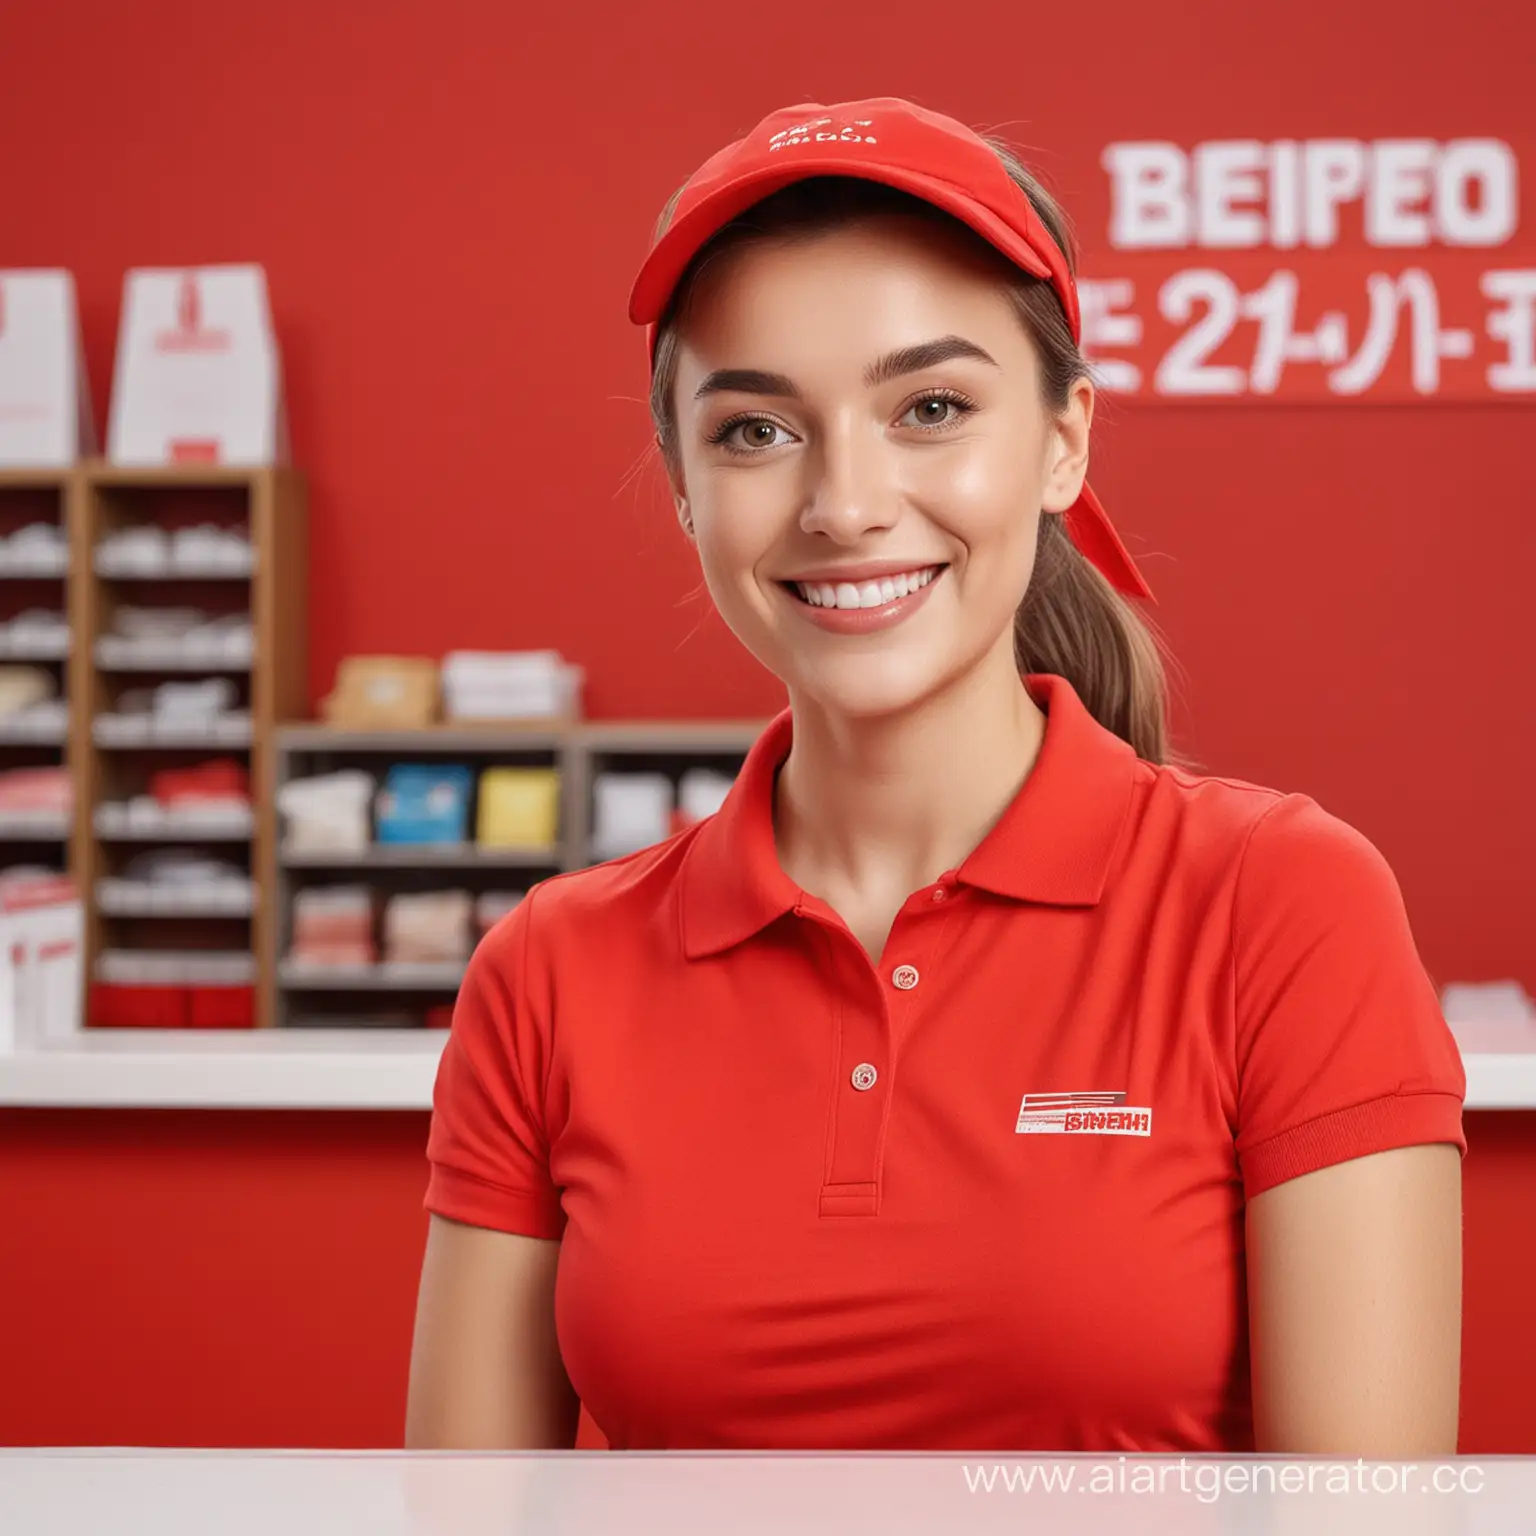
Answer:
[{"left": 774, "top": 644, "right": 1047, "bottom": 904}]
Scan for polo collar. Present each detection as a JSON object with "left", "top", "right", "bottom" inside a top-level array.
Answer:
[
  {"left": 954, "top": 674, "right": 1143, "bottom": 905},
  {"left": 679, "top": 708, "right": 800, "bottom": 960},
  {"left": 679, "top": 674, "right": 1143, "bottom": 959}
]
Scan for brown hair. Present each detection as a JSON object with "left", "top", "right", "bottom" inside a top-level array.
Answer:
[{"left": 646, "top": 139, "right": 1173, "bottom": 763}]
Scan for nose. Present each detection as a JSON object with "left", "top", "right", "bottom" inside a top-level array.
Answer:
[{"left": 798, "top": 415, "right": 897, "bottom": 544}]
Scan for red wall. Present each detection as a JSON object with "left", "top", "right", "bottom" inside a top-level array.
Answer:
[
  {"left": 1, "top": 0, "right": 1532, "bottom": 1450},
  {"left": 1, "top": 1109, "right": 1532, "bottom": 1453}
]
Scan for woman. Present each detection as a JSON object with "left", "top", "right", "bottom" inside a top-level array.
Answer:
[{"left": 406, "top": 97, "right": 1464, "bottom": 1455}]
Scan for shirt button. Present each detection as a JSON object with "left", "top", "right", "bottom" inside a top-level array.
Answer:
[
  {"left": 892, "top": 964, "right": 919, "bottom": 990},
  {"left": 851, "top": 1063, "right": 878, "bottom": 1091},
  {"left": 931, "top": 887, "right": 948, "bottom": 902}
]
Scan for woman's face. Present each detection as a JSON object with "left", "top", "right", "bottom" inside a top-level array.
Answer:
[{"left": 667, "top": 213, "right": 1094, "bottom": 723}]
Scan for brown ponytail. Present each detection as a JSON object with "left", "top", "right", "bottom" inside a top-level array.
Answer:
[{"left": 646, "top": 136, "right": 1174, "bottom": 764}]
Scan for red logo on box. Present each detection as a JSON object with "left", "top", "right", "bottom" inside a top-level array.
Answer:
[{"left": 154, "top": 275, "right": 232, "bottom": 354}]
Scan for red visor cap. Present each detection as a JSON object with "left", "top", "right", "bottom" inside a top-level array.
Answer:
[{"left": 628, "top": 97, "right": 1153, "bottom": 603}]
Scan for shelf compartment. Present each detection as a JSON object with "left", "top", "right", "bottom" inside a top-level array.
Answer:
[
  {"left": 277, "top": 724, "right": 567, "bottom": 753},
  {"left": 95, "top": 948, "right": 258, "bottom": 985},
  {"left": 95, "top": 802, "right": 255, "bottom": 839},
  {"left": 0, "top": 716, "right": 68, "bottom": 745},
  {"left": 0, "top": 810, "right": 71, "bottom": 838},
  {"left": 96, "top": 878, "right": 255, "bottom": 918},
  {"left": 95, "top": 638, "right": 253, "bottom": 671},
  {"left": 95, "top": 550, "right": 254, "bottom": 580},
  {"left": 73, "top": 463, "right": 308, "bottom": 1029},
  {"left": 0, "top": 551, "right": 69, "bottom": 578},
  {"left": 93, "top": 713, "right": 253, "bottom": 748},
  {"left": 0, "top": 634, "right": 69, "bottom": 660},
  {"left": 279, "top": 959, "right": 467, "bottom": 990},
  {"left": 280, "top": 844, "right": 557, "bottom": 869}
]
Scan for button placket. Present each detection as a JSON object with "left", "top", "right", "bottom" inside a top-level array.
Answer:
[
  {"left": 818, "top": 928, "right": 893, "bottom": 1217},
  {"left": 818, "top": 893, "right": 956, "bottom": 1218}
]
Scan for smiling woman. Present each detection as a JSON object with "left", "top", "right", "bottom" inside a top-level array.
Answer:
[
  {"left": 407, "top": 97, "right": 1465, "bottom": 1459},
  {"left": 649, "top": 164, "right": 1171, "bottom": 759}
]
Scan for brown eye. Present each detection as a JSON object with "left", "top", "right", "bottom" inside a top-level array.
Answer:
[
  {"left": 708, "top": 416, "right": 791, "bottom": 452},
  {"left": 900, "top": 393, "right": 975, "bottom": 431}
]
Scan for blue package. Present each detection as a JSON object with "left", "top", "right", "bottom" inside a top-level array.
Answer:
[{"left": 375, "top": 763, "right": 474, "bottom": 845}]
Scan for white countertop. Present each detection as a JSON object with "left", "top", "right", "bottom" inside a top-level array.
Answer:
[
  {"left": 0, "top": 1023, "right": 1534, "bottom": 1110},
  {"left": 3, "top": 1448, "right": 1522, "bottom": 1536},
  {"left": 0, "top": 1027, "right": 447, "bottom": 1109}
]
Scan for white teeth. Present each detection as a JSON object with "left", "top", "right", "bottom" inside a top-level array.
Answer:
[{"left": 794, "top": 567, "right": 938, "bottom": 610}]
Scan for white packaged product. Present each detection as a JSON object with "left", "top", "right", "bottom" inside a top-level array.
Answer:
[
  {"left": 278, "top": 770, "right": 377, "bottom": 853},
  {"left": 440, "top": 650, "right": 583, "bottom": 720},
  {"left": 591, "top": 772, "right": 674, "bottom": 860},
  {"left": 171, "top": 524, "right": 254, "bottom": 572},
  {"left": 0, "top": 525, "right": 69, "bottom": 576},
  {"left": 678, "top": 768, "right": 735, "bottom": 823},
  {"left": 153, "top": 677, "right": 238, "bottom": 719},
  {"left": 383, "top": 889, "right": 473, "bottom": 965},
  {"left": 96, "top": 526, "right": 170, "bottom": 574}
]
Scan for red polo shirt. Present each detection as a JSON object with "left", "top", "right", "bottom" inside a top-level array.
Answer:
[{"left": 425, "top": 674, "right": 1466, "bottom": 1452}]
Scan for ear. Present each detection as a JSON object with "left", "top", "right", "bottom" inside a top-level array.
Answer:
[
  {"left": 1040, "top": 374, "right": 1095, "bottom": 515},
  {"left": 662, "top": 439, "right": 696, "bottom": 542}
]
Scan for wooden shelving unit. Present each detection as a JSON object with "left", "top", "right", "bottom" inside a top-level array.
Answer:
[
  {"left": 68, "top": 461, "right": 307, "bottom": 1030},
  {"left": 12, "top": 458, "right": 761, "bottom": 1033},
  {"left": 0, "top": 468, "right": 75, "bottom": 879},
  {"left": 268, "top": 719, "right": 765, "bottom": 1029}
]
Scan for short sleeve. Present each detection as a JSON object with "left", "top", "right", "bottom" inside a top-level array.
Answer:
[
  {"left": 424, "top": 888, "right": 565, "bottom": 1238},
  {"left": 1231, "top": 795, "right": 1466, "bottom": 1201}
]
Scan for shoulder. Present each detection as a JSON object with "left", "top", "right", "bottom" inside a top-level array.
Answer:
[
  {"left": 1138, "top": 772, "right": 1431, "bottom": 1033},
  {"left": 1134, "top": 761, "right": 1391, "bottom": 902}
]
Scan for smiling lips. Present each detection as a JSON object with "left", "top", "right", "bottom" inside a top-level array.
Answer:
[{"left": 782, "top": 563, "right": 947, "bottom": 633}]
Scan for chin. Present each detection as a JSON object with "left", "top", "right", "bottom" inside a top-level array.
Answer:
[{"left": 784, "top": 654, "right": 958, "bottom": 724}]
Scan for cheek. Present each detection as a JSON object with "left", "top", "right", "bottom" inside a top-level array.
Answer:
[
  {"left": 686, "top": 467, "right": 789, "bottom": 585},
  {"left": 913, "top": 438, "right": 1043, "bottom": 558},
  {"left": 690, "top": 509, "right": 779, "bottom": 630}
]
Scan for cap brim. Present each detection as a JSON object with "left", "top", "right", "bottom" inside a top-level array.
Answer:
[{"left": 629, "top": 154, "right": 1055, "bottom": 327}]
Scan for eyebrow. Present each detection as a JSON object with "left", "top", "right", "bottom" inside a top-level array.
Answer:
[{"left": 691, "top": 334, "right": 999, "bottom": 401}]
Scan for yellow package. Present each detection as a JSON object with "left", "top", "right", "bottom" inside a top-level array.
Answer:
[{"left": 477, "top": 768, "right": 561, "bottom": 848}]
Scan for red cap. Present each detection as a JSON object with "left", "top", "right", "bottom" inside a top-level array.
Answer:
[{"left": 629, "top": 97, "right": 1153, "bottom": 602}]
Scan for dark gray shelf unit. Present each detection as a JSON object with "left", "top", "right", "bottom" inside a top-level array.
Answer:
[{"left": 268, "top": 718, "right": 765, "bottom": 1028}]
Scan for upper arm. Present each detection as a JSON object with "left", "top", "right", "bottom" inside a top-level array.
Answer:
[
  {"left": 411, "top": 892, "right": 577, "bottom": 1447},
  {"left": 1230, "top": 797, "right": 1466, "bottom": 1453},
  {"left": 406, "top": 1213, "right": 579, "bottom": 1450},
  {"left": 1247, "top": 1143, "right": 1462, "bottom": 1455}
]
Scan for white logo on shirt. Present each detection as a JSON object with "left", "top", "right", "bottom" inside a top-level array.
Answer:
[{"left": 1016, "top": 1091, "right": 1152, "bottom": 1136}]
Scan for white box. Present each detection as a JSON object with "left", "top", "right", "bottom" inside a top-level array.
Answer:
[
  {"left": 0, "top": 270, "right": 95, "bottom": 466},
  {"left": 591, "top": 773, "right": 674, "bottom": 860},
  {"left": 107, "top": 264, "right": 286, "bottom": 466},
  {"left": 440, "top": 650, "right": 583, "bottom": 720},
  {"left": 0, "top": 897, "right": 83, "bottom": 1049}
]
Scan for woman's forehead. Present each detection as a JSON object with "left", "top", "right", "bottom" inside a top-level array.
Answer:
[{"left": 676, "top": 219, "right": 1030, "bottom": 380}]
